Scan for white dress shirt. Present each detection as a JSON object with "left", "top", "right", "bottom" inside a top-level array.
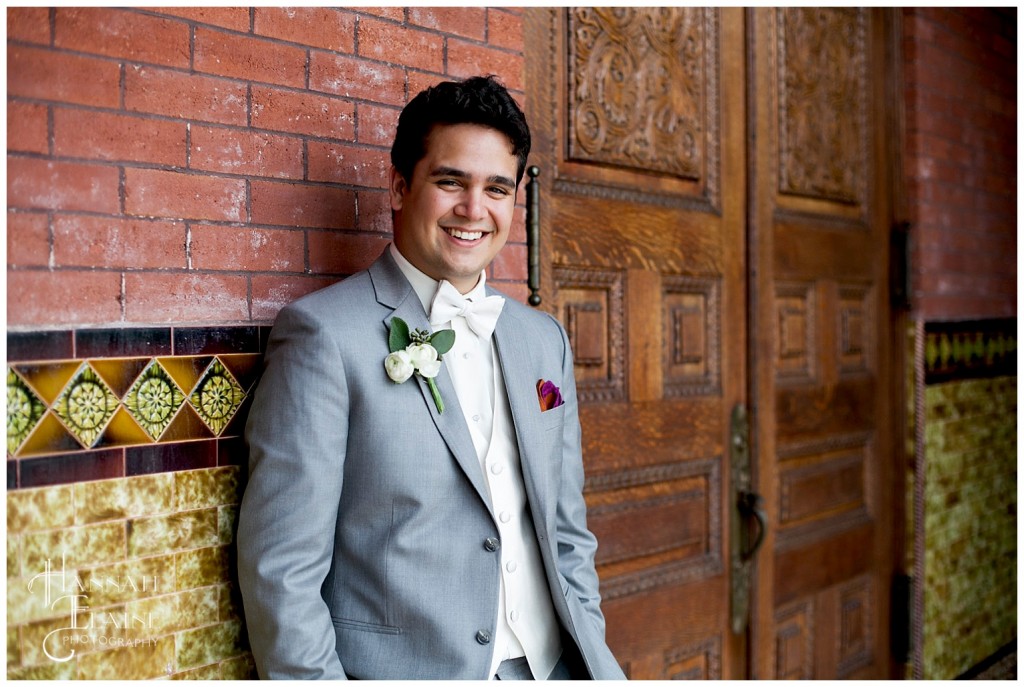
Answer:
[{"left": 389, "top": 244, "right": 562, "bottom": 679}]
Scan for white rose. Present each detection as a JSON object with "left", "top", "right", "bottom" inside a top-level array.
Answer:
[
  {"left": 406, "top": 343, "right": 438, "bottom": 370},
  {"left": 384, "top": 350, "right": 414, "bottom": 383},
  {"left": 417, "top": 358, "right": 442, "bottom": 378}
]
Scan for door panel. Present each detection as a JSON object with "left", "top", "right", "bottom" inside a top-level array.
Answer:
[
  {"left": 526, "top": 7, "right": 747, "bottom": 679},
  {"left": 748, "top": 8, "right": 896, "bottom": 679},
  {"left": 526, "top": 6, "right": 895, "bottom": 680}
]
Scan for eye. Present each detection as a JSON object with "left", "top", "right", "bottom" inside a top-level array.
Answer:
[{"left": 487, "top": 186, "right": 512, "bottom": 197}]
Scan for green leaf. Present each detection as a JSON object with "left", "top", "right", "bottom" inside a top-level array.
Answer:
[
  {"left": 389, "top": 317, "right": 411, "bottom": 352},
  {"left": 429, "top": 329, "right": 456, "bottom": 356}
]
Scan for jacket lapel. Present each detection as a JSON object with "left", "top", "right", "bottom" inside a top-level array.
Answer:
[
  {"left": 371, "top": 252, "right": 493, "bottom": 512},
  {"left": 492, "top": 306, "right": 555, "bottom": 524}
]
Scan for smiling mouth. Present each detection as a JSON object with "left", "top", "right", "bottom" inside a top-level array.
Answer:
[{"left": 444, "top": 227, "right": 485, "bottom": 241}]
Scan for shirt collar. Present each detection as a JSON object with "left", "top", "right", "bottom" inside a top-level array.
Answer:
[{"left": 389, "top": 243, "right": 488, "bottom": 314}]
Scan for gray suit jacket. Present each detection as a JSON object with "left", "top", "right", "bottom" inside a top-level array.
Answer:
[{"left": 237, "top": 249, "right": 624, "bottom": 680}]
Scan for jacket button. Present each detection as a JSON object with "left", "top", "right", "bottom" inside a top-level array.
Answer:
[
  {"left": 483, "top": 537, "right": 500, "bottom": 552},
  {"left": 476, "top": 630, "right": 491, "bottom": 645}
]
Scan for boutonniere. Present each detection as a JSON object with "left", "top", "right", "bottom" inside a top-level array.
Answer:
[
  {"left": 537, "top": 379, "right": 564, "bottom": 411},
  {"left": 385, "top": 317, "right": 455, "bottom": 414}
]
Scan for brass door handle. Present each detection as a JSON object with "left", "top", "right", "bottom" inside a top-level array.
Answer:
[{"left": 525, "top": 165, "right": 541, "bottom": 306}]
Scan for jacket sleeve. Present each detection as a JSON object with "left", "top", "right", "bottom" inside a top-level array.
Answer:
[
  {"left": 550, "top": 319, "right": 607, "bottom": 636},
  {"left": 236, "top": 304, "right": 349, "bottom": 679}
]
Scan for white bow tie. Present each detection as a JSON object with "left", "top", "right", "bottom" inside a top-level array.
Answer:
[{"left": 428, "top": 280, "right": 505, "bottom": 340}]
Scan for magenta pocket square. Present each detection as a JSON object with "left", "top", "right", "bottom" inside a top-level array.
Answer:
[{"left": 536, "top": 379, "right": 564, "bottom": 411}]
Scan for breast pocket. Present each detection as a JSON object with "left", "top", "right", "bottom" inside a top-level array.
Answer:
[{"left": 538, "top": 403, "right": 566, "bottom": 433}]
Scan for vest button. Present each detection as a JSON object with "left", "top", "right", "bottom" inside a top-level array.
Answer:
[
  {"left": 476, "top": 629, "right": 492, "bottom": 645},
  {"left": 483, "top": 537, "right": 500, "bottom": 552}
]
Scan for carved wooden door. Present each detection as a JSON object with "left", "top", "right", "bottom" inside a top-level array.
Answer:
[
  {"left": 527, "top": 8, "right": 748, "bottom": 678},
  {"left": 526, "top": 6, "right": 898, "bottom": 680},
  {"left": 748, "top": 8, "right": 897, "bottom": 679}
]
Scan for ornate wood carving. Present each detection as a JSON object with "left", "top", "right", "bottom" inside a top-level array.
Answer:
[
  {"left": 663, "top": 275, "right": 721, "bottom": 397},
  {"left": 776, "top": 432, "right": 874, "bottom": 548},
  {"left": 838, "top": 284, "right": 873, "bottom": 375},
  {"left": 774, "top": 600, "right": 814, "bottom": 679},
  {"left": 837, "top": 575, "right": 874, "bottom": 676},
  {"left": 561, "top": 7, "right": 721, "bottom": 209},
  {"left": 554, "top": 267, "right": 625, "bottom": 403},
  {"left": 665, "top": 637, "right": 723, "bottom": 679},
  {"left": 779, "top": 450, "right": 865, "bottom": 526},
  {"left": 777, "top": 8, "right": 867, "bottom": 206},
  {"left": 775, "top": 282, "right": 816, "bottom": 384},
  {"left": 589, "top": 457, "right": 722, "bottom": 600}
]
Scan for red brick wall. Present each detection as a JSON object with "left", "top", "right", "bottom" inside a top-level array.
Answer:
[
  {"left": 902, "top": 8, "right": 1017, "bottom": 321},
  {"left": 7, "top": 7, "right": 527, "bottom": 328}
]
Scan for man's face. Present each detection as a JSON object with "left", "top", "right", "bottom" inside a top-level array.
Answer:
[{"left": 390, "top": 123, "right": 518, "bottom": 294}]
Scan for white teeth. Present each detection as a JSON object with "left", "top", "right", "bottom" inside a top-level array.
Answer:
[{"left": 446, "top": 228, "right": 483, "bottom": 241}]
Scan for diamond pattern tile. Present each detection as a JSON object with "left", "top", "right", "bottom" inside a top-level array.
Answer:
[
  {"left": 53, "top": 364, "right": 121, "bottom": 449},
  {"left": 124, "top": 361, "right": 186, "bottom": 441},
  {"left": 7, "top": 349, "right": 259, "bottom": 459},
  {"left": 189, "top": 358, "right": 246, "bottom": 436},
  {"left": 7, "top": 368, "right": 46, "bottom": 454}
]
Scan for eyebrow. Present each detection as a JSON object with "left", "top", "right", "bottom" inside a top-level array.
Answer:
[{"left": 429, "top": 166, "right": 516, "bottom": 189}]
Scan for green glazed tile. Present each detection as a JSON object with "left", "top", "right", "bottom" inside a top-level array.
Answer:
[
  {"left": 53, "top": 364, "right": 120, "bottom": 449},
  {"left": 74, "top": 474, "right": 176, "bottom": 525},
  {"left": 7, "top": 659, "right": 77, "bottom": 680},
  {"left": 7, "top": 625, "right": 20, "bottom": 670},
  {"left": 123, "top": 361, "right": 186, "bottom": 441},
  {"left": 76, "top": 635, "right": 175, "bottom": 680},
  {"left": 7, "top": 368, "right": 46, "bottom": 455},
  {"left": 171, "top": 662, "right": 223, "bottom": 680},
  {"left": 127, "top": 587, "right": 218, "bottom": 638},
  {"left": 175, "top": 546, "right": 230, "bottom": 590},
  {"left": 219, "top": 582, "right": 244, "bottom": 623},
  {"left": 128, "top": 509, "right": 219, "bottom": 559},
  {"left": 175, "top": 619, "right": 244, "bottom": 671},
  {"left": 8, "top": 534, "right": 22, "bottom": 579},
  {"left": 22, "top": 521, "right": 126, "bottom": 574},
  {"left": 19, "top": 611, "right": 116, "bottom": 667},
  {"left": 188, "top": 359, "right": 245, "bottom": 436},
  {"left": 175, "top": 466, "right": 241, "bottom": 511},
  {"left": 76, "top": 556, "right": 169, "bottom": 607},
  {"left": 219, "top": 505, "right": 239, "bottom": 546},
  {"left": 219, "top": 652, "right": 259, "bottom": 680}
]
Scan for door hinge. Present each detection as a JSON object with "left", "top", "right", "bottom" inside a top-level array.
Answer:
[
  {"left": 890, "top": 572, "right": 912, "bottom": 664},
  {"left": 890, "top": 221, "right": 911, "bottom": 311}
]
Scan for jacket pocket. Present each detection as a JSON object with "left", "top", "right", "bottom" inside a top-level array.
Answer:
[
  {"left": 539, "top": 403, "right": 565, "bottom": 432},
  {"left": 331, "top": 616, "right": 401, "bottom": 635}
]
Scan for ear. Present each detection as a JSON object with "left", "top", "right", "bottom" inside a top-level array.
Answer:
[{"left": 388, "top": 166, "right": 407, "bottom": 212}]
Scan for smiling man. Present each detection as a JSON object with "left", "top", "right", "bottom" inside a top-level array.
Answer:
[{"left": 237, "top": 76, "right": 624, "bottom": 681}]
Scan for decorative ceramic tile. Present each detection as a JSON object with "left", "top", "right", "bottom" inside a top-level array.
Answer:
[
  {"left": 128, "top": 509, "right": 219, "bottom": 558},
  {"left": 175, "top": 466, "right": 240, "bottom": 511},
  {"left": 174, "top": 619, "right": 244, "bottom": 671},
  {"left": 53, "top": 364, "right": 120, "bottom": 449},
  {"left": 175, "top": 546, "right": 231, "bottom": 590},
  {"left": 123, "top": 361, "right": 186, "bottom": 441},
  {"left": 7, "top": 369, "right": 46, "bottom": 455},
  {"left": 76, "top": 635, "right": 175, "bottom": 680},
  {"left": 188, "top": 359, "right": 245, "bottom": 436}
]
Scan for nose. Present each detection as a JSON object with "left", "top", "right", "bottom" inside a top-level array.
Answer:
[{"left": 454, "top": 188, "right": 487, "bottom": 221}]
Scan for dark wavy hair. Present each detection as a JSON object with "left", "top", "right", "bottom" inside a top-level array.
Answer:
[{"left": 390, "top": 75, "right": 531, "bottom": 186}]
